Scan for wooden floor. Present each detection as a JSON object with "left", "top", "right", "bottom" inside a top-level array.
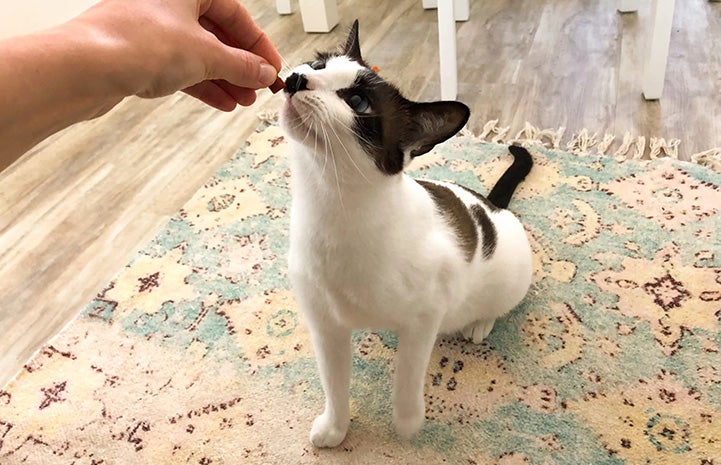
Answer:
[{"left": 1, "top": 0, "right": 720, "bottom": 388}]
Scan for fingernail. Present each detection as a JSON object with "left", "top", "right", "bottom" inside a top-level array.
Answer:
[{"left": 259, "top": 63, "right": 278, "bottom": 87}]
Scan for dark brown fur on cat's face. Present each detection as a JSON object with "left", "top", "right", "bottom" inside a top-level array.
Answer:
[{"left": 281, "top": 20, "right": 470, "bottom": 176}]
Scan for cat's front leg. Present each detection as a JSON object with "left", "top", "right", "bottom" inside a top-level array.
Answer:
[
  {"left": 307, "top": 320, "right": 352, "bottom": 448},
  {"left": 295, "top": 283, "right": 352, "bottom": 448},
  {"left": 392, "top": 319, "right": 441, "bottom": 439}
]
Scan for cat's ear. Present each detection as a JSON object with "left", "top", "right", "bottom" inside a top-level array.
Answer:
[
  {"left": 401, "top": 102, "right": 470, "bottom": 157},
  {"left": 342, "top": 20, "right": 363, "bottom": 62}
]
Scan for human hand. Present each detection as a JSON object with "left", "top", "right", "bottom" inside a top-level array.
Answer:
[{"left": 72, "top": 0, "right": 282, "bottom": 110}]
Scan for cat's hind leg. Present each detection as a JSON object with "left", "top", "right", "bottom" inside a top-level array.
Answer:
[{"left": 461, "top": 318, "right": 496, "bottom": 344}]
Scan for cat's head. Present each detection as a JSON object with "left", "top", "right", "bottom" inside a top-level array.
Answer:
[{"left": 280, "top": 20, "right": 470, "bottom": 177}]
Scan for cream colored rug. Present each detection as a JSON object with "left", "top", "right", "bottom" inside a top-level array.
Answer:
[{"left": 2, "top": 121, "right": 721, "bottom": 465}]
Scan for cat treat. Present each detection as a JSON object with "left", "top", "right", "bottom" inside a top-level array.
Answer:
[{"left": 269, "top": 76, "right": 285, "bottom": 94}]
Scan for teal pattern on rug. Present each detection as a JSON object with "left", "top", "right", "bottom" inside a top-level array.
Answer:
[{"left": 1, "top": 121, "right": 720, "bottom": 465}]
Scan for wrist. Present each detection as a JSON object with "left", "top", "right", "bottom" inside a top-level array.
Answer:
[
  {"left": 56, "top": 17, "right": 139, "bottom": 105},
  {"left": 0, "top": 21, "right": 129, "bottom": 165},
  {"left": 65, "top": 1, "right": 201, "bottom": 102}
]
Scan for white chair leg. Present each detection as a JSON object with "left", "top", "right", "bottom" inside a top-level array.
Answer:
[
  {"left": 423, "top": 0, "right": 469, "bottom": 21},
  {"left": 617, "top": 0, "right": 640, "bottom": 12},
  {"left": 298, "top": 0, "right": 339, "bottom": 33},
  {"left": 453, "top": 0, "right": 469, "bottom": 21},
  {"left": 438, "top": 0, "right": 458, "bottom": 100},
  {"left": 642, "top": 0, "right": 675, "bottom": 100},
  {"left": 276, "top": 0, "right": 292, "bottom": 15}
]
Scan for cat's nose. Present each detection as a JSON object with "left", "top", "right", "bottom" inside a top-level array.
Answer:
[{"left": 285, "top": 73, "right": 309, "bottom": 95}]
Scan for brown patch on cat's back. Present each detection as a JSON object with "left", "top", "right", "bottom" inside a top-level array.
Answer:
[{"left": 417, "top": 180, "right": 478, "bottom": 262}]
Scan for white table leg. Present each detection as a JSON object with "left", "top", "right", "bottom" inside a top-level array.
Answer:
[
  {"left": 617, "top": 0, "right": 640, "bottom": 12},
  {"left": 453, "top": 0, "right": 469, "bottom": 21},
  {"left": 423, "top": 0, "right": 469, "bottom": 21},
  {"left": 298, "top": 0, "right": 339, "bottom": 33},
  {"left": 642, "top": 0, "right": 675, "bottom": 100},
  {"left": 438, "top": 0, "right": 458, "bottom": 100},
  {"left": 276, "top": 0, "right": 292, "bottom": 15}
]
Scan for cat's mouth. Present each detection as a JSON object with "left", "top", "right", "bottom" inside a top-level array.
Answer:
[
  {"left": 283, "top": 95, "right": 300, "bottom": 118},
  {"left": 281, "top": 95, "right": 319, "bottom": 143},
  {"left": 282, "top": 95, "right": 304, "bottom": 127}
]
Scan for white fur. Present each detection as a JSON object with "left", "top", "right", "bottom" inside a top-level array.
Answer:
[{"left": 280, "top": 57, "right": 532, "bottom": 447}]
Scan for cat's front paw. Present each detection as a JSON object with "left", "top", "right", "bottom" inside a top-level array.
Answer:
[
  {"left": 310, "top": 413, "right": 349, "bottom": 448},
  {"left": 393, "top": 400, "right": 425, "bottom": 439}
]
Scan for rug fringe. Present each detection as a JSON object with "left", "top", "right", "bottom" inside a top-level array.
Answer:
[
  {"left": 257, "top": 109, "right": 280, "bottom": 125},
  {"left": 691, "top": 147, "right": 721, "bottom": 172},
  {"left": 469, "top": 118, "right": 719, "bottom": 173},
  {"left": 255, "top": 111, "right": 720, "bottom": 173},
  {"left": 477, "top": 119, "right": 510, "bottom": 144},
  {"left": 512, "top": 122, "right": 566, "bottom": 149},
  {"left": 649, "top": 137, "right": 681, "bottom": 160}
]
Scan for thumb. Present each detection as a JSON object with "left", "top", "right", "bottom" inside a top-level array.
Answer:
[{"left": 205, "top": 42, "right": 278, "bottom": 90}]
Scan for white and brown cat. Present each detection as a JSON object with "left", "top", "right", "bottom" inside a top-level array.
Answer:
[{"left": 280, "top": 21, "right": 533, "bottom": 448}]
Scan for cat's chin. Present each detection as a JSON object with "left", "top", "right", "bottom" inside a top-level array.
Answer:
[
  {"left": 280, "top": 96, "right": 299, "bottom": 121},
  {"left": 280, "top": 99, "right": 321, "bottom": 148},
  {"left": 279, "top": 99, "right": 302, "bottom": 134}
]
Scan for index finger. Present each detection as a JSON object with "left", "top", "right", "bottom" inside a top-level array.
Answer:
[{"left": 199, "top": 0, "right": 282, "bottom": 71}]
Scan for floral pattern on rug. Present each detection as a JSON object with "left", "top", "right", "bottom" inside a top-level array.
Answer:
[{"left": 1, "top": 122, "right": 720, "bottom": 465}]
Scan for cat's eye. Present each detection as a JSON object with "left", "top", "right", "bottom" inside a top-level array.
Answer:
[
  {"left": 310, "top": 60, "right": 325, "bottom": 70},
  {"left": 346, "top": 94, "right": 371, "bottom": 114}
]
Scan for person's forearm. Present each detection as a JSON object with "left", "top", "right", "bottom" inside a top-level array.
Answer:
[
  {"left": 0, "top": 0, "right": 282, "bottom": 172},
  {"left": 0, "top": 22, "right": 128, "bottom": 171}
]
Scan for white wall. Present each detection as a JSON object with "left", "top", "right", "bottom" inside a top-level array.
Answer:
[{"left": 0, "top": 0, "right": 99, "bottom": 39}]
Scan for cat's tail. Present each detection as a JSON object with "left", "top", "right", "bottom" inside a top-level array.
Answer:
[{"left": 487, "top": 145, "right": 533, "bottom": 209}]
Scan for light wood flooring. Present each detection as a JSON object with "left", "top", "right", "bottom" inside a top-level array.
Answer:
[{"left": 1, "top": 0, "right": 720, "bottom": 388}]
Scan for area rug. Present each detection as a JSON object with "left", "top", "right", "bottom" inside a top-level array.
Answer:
[{"left": 1, "top": 121, "right": 721, "bottom": 465}]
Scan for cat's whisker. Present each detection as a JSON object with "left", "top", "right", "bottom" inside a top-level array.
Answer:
[
  {"left": 323, "top": 115, "right": 381, "bottom": 153},
  {"left": 297, "top": 119, "right": 312, "bottom": 144},
  {"left": 319, "top": 123, "right": 345, "bottom": 210},
  {"left": 302, "top": 117, "right": 326, "bottom": 179},
  {"left": 312, "top": 120, "right": 325, "bottom": 178},
  {"left": 354, "top": 112, "right": 391, "bottom": 118},
  {"left": 318, "top": 122, "right": 330, "bottom": 180},
  {"left": 277, "top": 53, "right": 294, "bottom": 77},
  {"left": 298, "top": 103, "right": 348, "bottom": 182},
  {"left": 327, "top": 119, "right": 371, "bottom": 184},
  {"left": 287, "top": 113, "right": 309, "bottom": 133},
  {"left": 296, "top": 109, "right": 318, "bottom": 145},
  {"left": 324, "top": 115, "right": 355, "bottom": 133},
  {"left": 292, "top": 95, "right": 376, "bottom": 186},
  {"left": 298, "top": 125, "right": 315, "bottom": 148}
]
